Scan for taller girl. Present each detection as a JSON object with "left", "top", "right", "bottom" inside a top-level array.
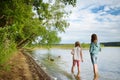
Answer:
[{"left": 89, "top": 34, "right": 101, "bottom": 77}]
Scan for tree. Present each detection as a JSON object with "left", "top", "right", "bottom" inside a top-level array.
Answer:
[
  {"left": 60, "top": 0, "right": 76, "bottom": 6},
  {"left": 0, "top": 0, "right": 76, "bottom": 65}
]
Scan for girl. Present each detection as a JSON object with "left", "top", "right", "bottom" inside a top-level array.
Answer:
[
  {"left": 71, "top": 41, "right": 83, "bottom": 76},
  {"left": 89, "top": 34, "right": 101, "bottom": 77}
]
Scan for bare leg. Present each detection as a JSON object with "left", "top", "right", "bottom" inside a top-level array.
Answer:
[
  {"left": 71, "top": 60, "right": 75, "bottom": 73},
  {"left": 77, "top": 66, "right": 80, "bottom": 74},
  {"left": 77, "top": 63, "right": 80, "bottom": 77},
  {"left": 93, "top": 64, "right": 99, "bottom": 77},
  {"left": 71, "top": 65, "right": 74, "bottom": 73},
  {"left": 76, "top": 71, "right": 81, "bottom": 80}
]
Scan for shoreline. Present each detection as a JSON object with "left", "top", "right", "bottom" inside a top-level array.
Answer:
[
  {"left": 0, "top": 49, "right": 52, "bottom": 80},
  {"left": 22, "top": 49, "right": 52, "bottom": 80}
]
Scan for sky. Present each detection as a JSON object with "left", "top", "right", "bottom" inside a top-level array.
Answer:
[{"left": 58, "top": 0, "right": 120, "bottom": 44}]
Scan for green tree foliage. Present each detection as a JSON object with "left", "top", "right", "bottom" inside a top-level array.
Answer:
[
  {"left": 0, "top": 0, "right": 76, "bottom": 66},
  {"left": 32, "top": 0, "right": 70, "bottom": 45},
  {"left": 60, "top": 0, "right": 76, "bottom": 6}
]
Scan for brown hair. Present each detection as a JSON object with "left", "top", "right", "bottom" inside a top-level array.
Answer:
[
  {"left": 91, "top": 33, "right": 97, "bottom": 42},
  {"left": 75, "top": 41, "right": 81, "bottom": 47}
]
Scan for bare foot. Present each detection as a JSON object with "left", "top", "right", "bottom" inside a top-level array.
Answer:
[{"left": 75, "top": 74, "right": 81, "bottom": 80}]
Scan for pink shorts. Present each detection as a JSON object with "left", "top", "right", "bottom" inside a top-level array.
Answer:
[{"left": 73, "top": 60, "right": 80, "bottom": 67}]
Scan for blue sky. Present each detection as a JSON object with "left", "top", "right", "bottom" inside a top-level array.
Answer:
[{"left": 58, "top": 0, "right": 120, "bottom": 43}]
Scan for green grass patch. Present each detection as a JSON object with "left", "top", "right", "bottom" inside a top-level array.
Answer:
[
  {"left": 0, "top": 41, "right": 17, "bottom": 70},
  {"left": 26, "top": 43, "right": 91, "bottom": 49}
]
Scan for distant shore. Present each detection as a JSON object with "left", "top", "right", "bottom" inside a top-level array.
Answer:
[{"left": 28, "top": 43, "right": 91, "bottom": 50}]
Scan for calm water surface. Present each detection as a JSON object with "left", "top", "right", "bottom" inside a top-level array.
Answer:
[{"left": 31, "top": 47, "right": 120, "bottom": 80}]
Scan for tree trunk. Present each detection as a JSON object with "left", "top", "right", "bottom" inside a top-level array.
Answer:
[{"left": 17, "top": 33, "right": 35, "bottom": 48}]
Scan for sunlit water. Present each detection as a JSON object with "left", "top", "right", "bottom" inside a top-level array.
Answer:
[{"left": 30, "top": 47, "right": 120, "bottom": 80}]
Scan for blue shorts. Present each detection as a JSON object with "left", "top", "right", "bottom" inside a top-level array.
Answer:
[{"left": 90, "top": 53, "right": 98, "bottom": 64}]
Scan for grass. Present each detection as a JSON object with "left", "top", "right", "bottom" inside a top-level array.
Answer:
[
  {"left": 0, "top": 42, "right": 17, "bottom": 70},
  {"left": 26, "top": 43, "right": 91, "bottom": 50}
]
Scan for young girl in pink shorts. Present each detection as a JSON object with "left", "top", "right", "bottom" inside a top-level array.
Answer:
[{"left": 71, "top": 41, "right": 83, "bottom": 76}]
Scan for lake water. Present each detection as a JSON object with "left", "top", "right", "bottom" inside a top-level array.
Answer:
[{"left": 31, "top": 47, "right": 120, "bottom": 80}]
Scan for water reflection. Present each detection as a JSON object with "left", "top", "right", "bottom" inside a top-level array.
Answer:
[
  {"left": 31, "top": 47, "right": 120, "bottom": 80},
  {"left": 75, "top": 74, "right": 81, "bottom": 80},
  {"left": 71, "top": 73, "right": 81, "bottom": 80}
]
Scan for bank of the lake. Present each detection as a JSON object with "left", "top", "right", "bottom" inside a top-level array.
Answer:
[{"left": 0, "top": 49, "right": 51, "bottom": 80}]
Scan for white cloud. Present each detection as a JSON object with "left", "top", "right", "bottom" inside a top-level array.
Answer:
[{"left": 59, "top": 0, "right": 120, "bottom": 43}]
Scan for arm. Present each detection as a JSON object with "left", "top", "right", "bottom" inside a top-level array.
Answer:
[
  {"left": 71, "top": 49, "right": 74, "bottom": 55},
  {"left": 89, "top": 43, "right": 94, "bottom": 53}
]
